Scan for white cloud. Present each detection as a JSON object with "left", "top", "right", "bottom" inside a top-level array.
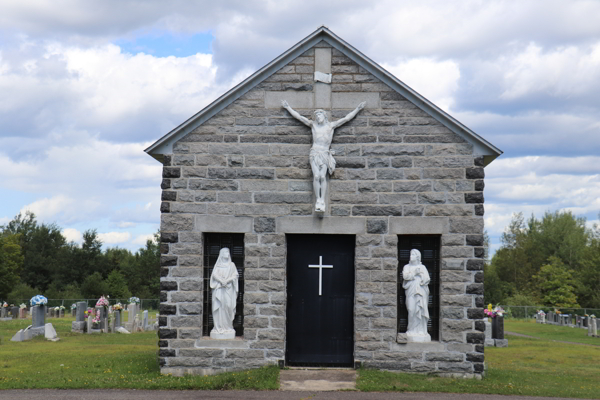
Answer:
[
  {"left": 500, "top": 42, "right": 600, "bottom": 101},
  {"left": 62, "top": 227, "right": 83, "bottom": 243},
  {"left": 132, "top": 233, "right": 154, "bottom": 246},
  {"left": 97, "top": 231, "right": 131, "bottom": 244},
  {"left": 382, "top": 58, "right": 460, "bottom": 111}
]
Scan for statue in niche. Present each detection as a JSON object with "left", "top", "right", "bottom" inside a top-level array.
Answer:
[
  {"left": 210, "top": 248, "right": 239, "bottom": 339},
  {"left": 282, "top": 100, "right": 366, "bottom": 212},
  {"left": 402, "top": 249, "right": 431, "bottom": 342}
]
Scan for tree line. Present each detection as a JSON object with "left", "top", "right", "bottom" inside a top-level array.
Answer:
[
  {"left": 485, "top": 211, "right": 600, "bottom": 309},
  {"left": 0, "top": 211, "right": 160, "bottom": 302}
]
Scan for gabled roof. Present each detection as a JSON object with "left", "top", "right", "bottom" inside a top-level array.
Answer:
[{"left": 145, "top": 26, "right": 502, "bottom": 165}]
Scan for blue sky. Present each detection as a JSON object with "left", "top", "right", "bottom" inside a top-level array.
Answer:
[{"left": 0, "top": 0, "right": 599, "bottom": 253}]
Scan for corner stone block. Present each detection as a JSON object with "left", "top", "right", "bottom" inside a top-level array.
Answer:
[{"left": 161, "top": 214, "right": 195, "bottom": 232}]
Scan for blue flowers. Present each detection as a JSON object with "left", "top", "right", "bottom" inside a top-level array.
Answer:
[{"left": 30, "top": 295, "right": 48, "bottom": 306}]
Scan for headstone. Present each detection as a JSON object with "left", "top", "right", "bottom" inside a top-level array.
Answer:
[
  {"left": 71, "top": 308, "right": 76, "bottom": 317},
  {"left": 495, "top": 339, "right": 508, "bottom": 347},
  {"left": 110, "top": 315, "right": 115, "bottom": 333},
  {"left": 592, "top": 318, "right": 598, "bottom": 337},
  {"left": 11, "top": 306, "right": 19, "bottom": 319},
  {"left": 116, "top": 326, "right": 130, "bottom": 334},
  {"left": 76, "top": 302, "right": 86, "bottom": 321},
  {"left": 142, "top": 310, "right": 149, "bottom": 331},
  {"left": 71, "top": 302, "right": 88, "bottom": 333},
  {"left": 0, "top": 307, "right": 6, "bottom": 318},
  {"left": 19, "top": 308, "right": 26, "bottom": 319},
  {"left": 26, "top": 305, "right": 46, "bottom": 339},
  {"left": 115, "top": 311, "right": 121, "bottom": 328},
  {"left": 128, "top": 303, "right": 138, "bottom": 331},
  {"left": 484, "top": 318, "right": 492, "bottom": 340},
  {"left": 87, "top": 315, "right": 92, "bottom": 334},
  {"left": 588, "top": 318, "right": 594, "bottom": 336},
  {"left": 10, "top": 329, "right": 25, "bottom": 342},
  {"left": 32, "top": 305, "right": 45, "bottom": 328},
  {"left": 583, "top": 316, "right": 588, "bottom": 327},
  {"left": 492, "top": 316, "right": 504, "bottom": 339},
  {"left": 45, "top": 323, "right": 58, "bottom": 340},
  {"left": 95, "top": 307, "right": 106, "bottom": 330},
  {"left": 59, "top": 309, "right": 64, "bottom": 318}
]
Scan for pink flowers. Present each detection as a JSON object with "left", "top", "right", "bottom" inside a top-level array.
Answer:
[
  {"left": 484, "top": 305, "right": 504, "bottom": 318},
  {"left": 96, "top": 296, "right": 109, "bottom": 307}
]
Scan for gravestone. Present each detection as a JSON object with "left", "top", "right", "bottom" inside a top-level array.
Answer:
[
  {"left": 588, "top": 318, "right": 594, "bottom": 337},
  {"left": 26, "top": 305, "right": 46, "bottom": 339},
  {"left": 11, "top": 306, "right": 19, "bottom": 319},
  {"left": 115, "top": 310, "right": 121, "bottom": 328},
  {"left": 592, "top": 317, "right": 597, "bottom": 337},
  {"left": 0, "top": 307, "right": 6, "bottom": 318},
  {"left": 19, "top": 308, "right": 26, "bottom": 318},
  {"left": 96, "top": 307, "right": 108, "bottom": 331},
  {"left": 142, "top": 310, "right": 149, "bottom": 331},
  {"left": 151, "top": 27, "right": 501, "bottom": 377},
  {"left": 128, "top": 303, "right": 138, "bottom": 331},
  {"left": 59, "top": 308, "right": 65, "bottom": 318},
  {"left": 72, "top": 301, "right": 87, "bottom": 333}
]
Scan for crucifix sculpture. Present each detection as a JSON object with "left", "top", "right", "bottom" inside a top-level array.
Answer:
[{"left": 282, "top": 100, "right": 366, "bottom": 213}]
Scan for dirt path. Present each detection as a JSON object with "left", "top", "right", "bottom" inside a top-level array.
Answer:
[{"left": 505, "top": 331, "right": 600, "bottom": 347}]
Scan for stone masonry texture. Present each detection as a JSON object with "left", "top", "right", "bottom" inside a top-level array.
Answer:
[{"left": 158, "top": 41, "right": 485, "bottom": 377}]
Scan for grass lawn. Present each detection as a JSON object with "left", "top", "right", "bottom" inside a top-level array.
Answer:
[
  {"left": 358, "top": 320, "right": 600, "bottom": 398},
  {"left": 0, "top": 316, "right": 278, "bottom": 390},
  {"left": 1, "top": 317, "right": 599, "bottom": 396},
  {"left": 504, "top": 319, "right": 600, "bottom": 345}
]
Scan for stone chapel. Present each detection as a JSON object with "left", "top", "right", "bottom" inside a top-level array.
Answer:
[{"left": 146, "top": 26, "right": 502, "bottom": 378}]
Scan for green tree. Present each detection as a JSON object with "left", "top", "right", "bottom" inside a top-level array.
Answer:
[
  {"left": 0, "top": 233, "right": 24, "bottom": 299},
  {"left": 80, "top": 272, "right": 109, "bottom": 299},
  {"left": 106, "top": 270, "right": 131, "bottom": 299},
  {"left": 7, "top": 282, "right": 38, "bottom": 304},
  {"left": 533, "top": 256, "right": 579, "bottom": 307}
]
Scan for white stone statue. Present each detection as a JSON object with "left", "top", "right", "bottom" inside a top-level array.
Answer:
[
  {"left": 282, "top": 100, "right": 366, "bottom": 212},
  {"left": 210, "top": 247, "right": 239, "bottom": 339},
  {"left": 402, "top": 249, "right": 431, "bottom": 342}
]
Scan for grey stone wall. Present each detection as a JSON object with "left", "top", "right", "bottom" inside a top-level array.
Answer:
[{"left": 158, "top": 41, "right": 485, "bottom": 377}]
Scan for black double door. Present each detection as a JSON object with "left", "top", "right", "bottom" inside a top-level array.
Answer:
[{"left": 286, "top": 234, "right": 355, "bottom": 367}]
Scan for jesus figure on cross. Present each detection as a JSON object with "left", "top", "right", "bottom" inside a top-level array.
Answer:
[{"left": 282, "top": 100, "right": 366, "bottom": 212}]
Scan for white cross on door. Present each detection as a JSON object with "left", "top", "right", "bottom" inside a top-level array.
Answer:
[{"left": 308, "top": 256, "right": 333, "bottom": 296}]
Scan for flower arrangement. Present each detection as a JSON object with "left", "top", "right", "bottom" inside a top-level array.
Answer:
[
  {"left": 2, "top": 302, "right": 8, "bottom": 307},
  {"left": 59, "top": 305, "right": 65, "bottom": 310},
  {"left": 555, "top": 309, "right": 562, "bottom": 315},
  {"left": 92, "top": 314, "right": 101, "bottom": 328},
  {"left": 537, "top": 310, "right": 546, "bottom": 316},
  {"left": 96, "top": 296, "right": 110, "bottom": 308},
  {"left": 19, "top": 303, "right": 27, "bottom": 309},
  {"left": 54, "top": 306, "right": 60, "bottom": 311},
  {"left": 30, "top": 295, "right": 48, "bottom": 306},
  {"left": 484, "top": 304, "right": 504, "bottom": 318},
  {"left": 590, "top": 314, "right": 596, "bottom": 318},
  {"left": 128, "top": 296, "right": 140, "bottom": 305},
  {"left": 71, "top": 303, "right": 77, "bottom": 310},
  {"left": 113, "top": 303, "right": 123, "bottom": 311}
]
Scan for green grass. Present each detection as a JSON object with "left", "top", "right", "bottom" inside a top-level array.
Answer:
[
  {"left": 358, "top": 321, "right": 600, "bottom": 398},
  {"left": 0, "top": 316, "right": 278, "bottom": 390},
  {"left": 2, "top": 317, "right": 599, "bottom": 396},
  {"left": 504, "top": 319, "right": 600, "bottom": 345}
]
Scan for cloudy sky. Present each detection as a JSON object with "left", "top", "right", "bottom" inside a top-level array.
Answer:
[{"left": 1, "top": 0, "right": 599, "bottom": 253}]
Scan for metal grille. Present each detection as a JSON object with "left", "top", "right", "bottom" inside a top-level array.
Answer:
[
  {"left": 202, "top": 233, "right": 245, "bottom": 337},
  {"left": 397, "top": 235, "right": 440, "bottom": 341}
]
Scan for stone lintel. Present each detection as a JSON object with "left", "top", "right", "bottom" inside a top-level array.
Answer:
[
  {"left": 391, "top": 341, "right": 446, "bottom": 352},
  {"left": 389, "top": 217, "right": 449, "bottom": 234},
  {"left": 276, "top": 216, "right": 366, "bottom": 234},
  {"left": 194, "top": 215, "right": 253, "bottom": 233},
  {"left": 195, "top": 338, "right": 249, "bottom": 349}
]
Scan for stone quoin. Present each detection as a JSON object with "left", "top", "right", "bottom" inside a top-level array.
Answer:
[{"left": 145, "top": 26, "right": 502, "bottom": 378}]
